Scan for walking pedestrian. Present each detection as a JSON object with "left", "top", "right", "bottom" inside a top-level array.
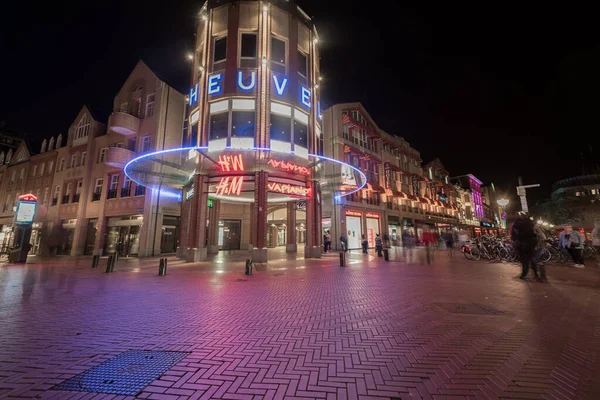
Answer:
[
  {"left": 323, "top": 231, "right": 331, "bottom": 253},
  {"left": 375, "top": 234, "right": 383, "bottom": 257},
  {"left": 443, "top": 230, "right": 455, "bottom": 258},
  {"left": 511, "top": 213, "right": 541, "bottom": 281},
  {"left": 422, "top": 229, "right": 435, "bottom": 265},
  {"left": 559, "top": 224, "right": 585, "bottom": 268},
  {"left": 340, "top": 232, "right": 348, "bottom": 253},
  {"left": 402, "top": 231, "right": 414, "bottom": 263},
  {"left": 361, "top": 234, "right": 368, "bottom": 254}
]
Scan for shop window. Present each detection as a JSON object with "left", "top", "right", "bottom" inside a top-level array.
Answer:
[
  {"left": 240, "top": 33, "right": 257, "bottom": 67},
  {"left": 293, "top": 119, "right": 308, "bottom": 149},
  {"left": 213, "top": 36, "right": 227, "bottom": 70},
  {"left": 298, "top": 51, "right": 308, "bottom": 85},
  {"left": 270, "top": 114, "right": 291, "bottom": 142},
  {"left": 270, "top": 36, "right": 286, "bottom": 74},
  {"left": 231, "top": 111, "right": 255, "bottom": 138},
  {"left": 209, "top": 112, "right": 229, "bottom": 141}
]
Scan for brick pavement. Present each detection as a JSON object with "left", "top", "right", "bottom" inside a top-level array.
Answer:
[{"left": 0, "top": 250, "right": 599, "bottom": 399}]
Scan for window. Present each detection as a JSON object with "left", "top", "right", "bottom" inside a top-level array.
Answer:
[
  {"left": 121, "top": 177, "right": 132, "bottom": 197},
  {"left": 98, "top": 148, "right": 106, "bottom": 163},
  {"left": 108, "top": 175, "right": 119, "bottom": 199},
  {"left": 6, "top": 150, "right": 12, "bottom": 164},
  {"left": 80, "top": 152, "right": 86, "bottom": 166},
  {"left": 231, "top": 111, "right": 255, "bottom": 138},
  {"left": 76, "top": 180, "right": 83, "bottom": 194},
  {"left": 32, "top": 165, "right": 37, "bottom": 177},
  {"left": 40, "top": 163, "right": 45, "bottom": 176},
  {"left": 58, "top": 158, "right": 65, "bottom": 172},
  {"left": 145, "top": 93, "right": 155, "bottom": 118},
  {"left": 270, "top": 37, "right": 286, "bottom": 74},
  {"left": 240, "top": 33, "right": 257, "bottom": 67},
  {"left": 293, "top": 119, "right": 308, "bottom": 149},
  {"left": 19, "top": 168, "right": 24, "bottom": 181},
  {"left": 63, "top": 182, "right": 72, "bottom": 204},
  {"left": 209, "top": 113, "right": 229, "bottom": 141},
  {"left": 141, "top": 135, "right": 152, "bottom": 153},
  {"left": 70, "top": 154, "right": 77, "bottom": 168},
  {"left": 54, "top": 185, "right": 61, "bottom": 200},
  {"left": 298, "top": 51, "right": 308, "bottom": 79},
  {"left": 48, "top": 161, "right": 54, "bottom": 174},
  {"left": 213, "top": 36, "right": 227, "bottom": 69},
  {"left": 43, "top": 187, "right": 49, "bottom": 205},
  {"left": 66, "top": 183, "right": 72, "bottom": 195},
  {"left": 92, "top": 178, "right": 103, "bottom": 201},
  {"left": 270, "top": 114, "right": 291, "bottom": 143},
  {"left": 119, "top": 102, "right": 128, "bottom": 112},
  {"left": 75, "top": 114, "right": 91, "bottom": 140}
]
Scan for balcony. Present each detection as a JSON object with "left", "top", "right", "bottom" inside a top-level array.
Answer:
[
  {"left": 107, "top": 189, "right": 118, "bottom": 199},
  {"left": 121, "top": 187, "right": 131, "bottom": 198},
  {"left": 108, "top": 112, "right": 140, "bottom": 136},
  {"left": 135, "top": 186, "right": 146, "bottom": 196},
  {"left": 92, "top": 192, "right": 102, "bottom": 202},
  {"left": 105, "top": 146, "right": 137, "bottom": 168}
]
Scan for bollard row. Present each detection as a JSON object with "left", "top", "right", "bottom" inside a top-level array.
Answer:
[{"left": 158, "top": 258, "right": 168, "bottom": 276}]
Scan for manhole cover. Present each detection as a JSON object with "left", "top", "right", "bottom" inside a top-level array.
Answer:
[
  {"left": 53, "top": 350, "right": 189, "bottom": 395},
  {"left": 235, "top": 279, "right": 248, "bottom": 282},
  {"left": 435, "top": 303, "right": 508, "bottom": 316}
]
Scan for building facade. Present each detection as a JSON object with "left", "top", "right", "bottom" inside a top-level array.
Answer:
[{"left": 322, "top": 103, "right": 460, "bottom": 249}]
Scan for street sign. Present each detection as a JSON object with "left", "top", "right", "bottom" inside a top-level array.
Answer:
[{"left": 501, "top": 212, "right": 507, "bottom": 220}]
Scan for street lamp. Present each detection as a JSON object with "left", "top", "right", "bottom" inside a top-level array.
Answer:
[{"left": 497, "top": 198, "right": 509, "bottom": 207}]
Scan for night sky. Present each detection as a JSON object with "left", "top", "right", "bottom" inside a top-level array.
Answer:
[{"left": 2, "top": 1, "right": 599, "bottom": 206}]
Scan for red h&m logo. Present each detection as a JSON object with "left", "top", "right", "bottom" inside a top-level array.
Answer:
[
  {"left": 215, "top": 176, "right": 244, "bottom": 196},
  {"left": 218, "top": 154, "right": 245, "bottom": 172}
]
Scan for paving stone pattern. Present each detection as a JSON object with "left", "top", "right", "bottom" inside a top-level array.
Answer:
[{"left": 0, "top": 253, "right": 599, "bottom": 399}]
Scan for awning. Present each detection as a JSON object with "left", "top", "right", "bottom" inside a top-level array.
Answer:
[{"left": 419, "top": 197, "right": 432, "bottom": 204}]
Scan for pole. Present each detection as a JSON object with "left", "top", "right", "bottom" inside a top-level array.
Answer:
[{"left": 152, "top": 86, "right": 170, "bottom": 257}]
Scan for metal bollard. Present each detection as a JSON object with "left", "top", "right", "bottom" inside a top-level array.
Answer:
[
  {"left": 158, "top": 258, "right": 165, "bottom": 276},
  {"left": 245, "top": 259, "right": 253, "bottom": 275},
  {"left": 383, "top": 249, "right": 389, "bottom": 261},
  {"left": 163, "top": 258, "right": 168, "bottom": 275},
  {"left": 110, "top": 253, "right": 117, "bottom": 272},
  {"left": 339, "top": 252, "right": 347, "bottom": 267},
  {"left": 105, "top": 255, "right": 113, "bottom": 273},
  {"left": 92, "top": 255, "right": 100, "bottom": 268}
]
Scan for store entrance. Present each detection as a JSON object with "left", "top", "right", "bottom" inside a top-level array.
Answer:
[
  {"left": 107, "top": 226, "right": 141, "bottom": 256},
  {"left": 219, "top": 220, "right": 241, "bottom": 250}
]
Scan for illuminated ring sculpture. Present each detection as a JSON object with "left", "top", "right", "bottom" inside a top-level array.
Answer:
[{"left": 124, "top": 147, "right": 367, "bottom": 203}]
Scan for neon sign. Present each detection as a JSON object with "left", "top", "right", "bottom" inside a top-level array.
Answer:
[
  {"left": 237, "top": 71, "right": 256, "bottom": 92},
  {"left": 345, "top": 210, "right": 362, "bottom": 217},
  {"left": 273, "top": 75, "right": 288, "bottom": 96},
  {"left": 267, "top": 159, "right": 310, "bottom": 175},
  {"left": 189, "top": 84, "right": 199, "bottom": 106},
  {"left": 18, "top": 193, "right": 38, "bottom": 202},
  {"left": 215, "top": 176, "right": 244, "bottom": 196},
  {"left": 365, "top": 212, "right": 380, "bottom": 219},
  {"left": 301, "top": 87, "right": 311, "bottom": 108},
  {"left": 267, "top": 183, "right": 311, "bottom": 197},
  {"left": 217, "top": 154, "right": 245, "bottom": 172},
  {"left": 208, "top": 74, "right": 224, "bottom": 95}
]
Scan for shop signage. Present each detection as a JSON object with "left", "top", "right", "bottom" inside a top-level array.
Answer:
[
  {"left": 186, "top": 188, "right": 194, "bottom": 200},
  {"left": 215, "top": 176, "right": 244, "bottom": 196},
  {"left": 365, "top": 212, "right": 380, "bottom": 219},
  {"left": 15, "top": 193, "right": 37, "bottom": 225},
  {"left": 267, "top": 159, "right": 310, "bottom": 175},
  {"left": 218, "top": 154, "right": 245, "bottom": 172},
  {"left": 296, "top": 200, "right": 306, "bottom": 210},
  {"left": 267, "top": 183, "right": 311, "bottom": 197},
  {"left": 202, "top": 71, "right": 312, "bottom": 108},
  {"left": 345, "top": 210, "right": 362, "bottom": 217}
]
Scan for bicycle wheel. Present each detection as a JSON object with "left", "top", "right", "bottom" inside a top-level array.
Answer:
[
  {"left": 470, "top": 247, "right": 481, "bottom": 261},
  {"left": 539, "top": 248, "right": 551, "bottom": 263},
  {"left": 463, "top": 247, "right": 473, "bottom": 260}
]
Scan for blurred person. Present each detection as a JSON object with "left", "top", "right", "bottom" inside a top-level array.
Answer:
[
  {"left": 340, "top": 232, "right": 348, "bottom": 253},
  {"left": 422, "top": 229, "right": 435, "bottom": 265},
  {"left": 402, "top": 231, "right": 415, "bottom": 263},
  {"left": 383, "top": 232, "right": 390, "bottom": 248},
  {"left": 533, "top": 223, "right": 548, "bottom": 282},
  {"left": 361, "top": 234, "right": 368, "bottom": 254},
  {"left": 559, "top": 224, "right": 585, "bottom": 268},
  {"left": 511, "top": 213, "right": 541, "bottom": 281},
  {"left": 443, "top": 230, "right": 455, "bottom": 258},
  {"left": 375, "top": 234, "right": 383, "bottom": 257}
]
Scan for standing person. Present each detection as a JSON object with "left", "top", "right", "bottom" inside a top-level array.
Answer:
[
  {"left": 324, "top": 231, "right": 331, "bottom": 253},
  {"left": 559, "top": 224, "right": 585, "bottom": 268},
  {"left": 375, "top": 234, "right": 383, "bottom": 257},
  {"left": 533, "top": 223, "right": 548, "bottom": 282},
  {"left": 340, "top": 232, "right": 348, "bottom": 253},
  {"left": 422, "top": 229, "right": 435, "bottom": 265},
  {"left": 361, "top": 234, "right": 368, "bottom": 254},
  {"left": 402, "top": 231, "right": 414, "bottom": 263},
  {"left": 511, "top": 213, "right": 541, "bottom": 281},
  {"left": 443, "top": 230, "right": 455, "bottom": 258}
]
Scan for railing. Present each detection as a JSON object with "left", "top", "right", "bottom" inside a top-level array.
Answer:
[
  {"left": 107, "top": 189, "right": 118, "bottom": 199},
  {"left": 135, "top": 186, "right": 146, "bottom": 196},
  {"left": 62, "top": 195, "right": 70, "bottom": 204},
  {"left": 72, "top": 194, "right": 80, "bottom": 203},
  {"left": 121, "top": 187, "right": 131, "bottom": 198},
  {"left": 92, "top": 192, "right": 102, "bottom": 201}
]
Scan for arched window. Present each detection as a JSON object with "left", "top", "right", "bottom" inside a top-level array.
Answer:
[
  {"left": 6, "top": 150, "right": 12, "bottom": 164},
  {"left": 40, "top": 139, "right": 47, "bottom": 153},
  {"left": 48, "top": 137, "right": 55, "bottom": 151}
]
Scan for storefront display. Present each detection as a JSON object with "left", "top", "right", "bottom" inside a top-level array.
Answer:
[
  {"left": 365, "top": 213, "right": 380, "bottom": 248},
  {"left": 345, "top": 211, "right": 362, "bottom": 249},
  {"left": 105, "top": 215, "right": 142, "bottom": 256}
]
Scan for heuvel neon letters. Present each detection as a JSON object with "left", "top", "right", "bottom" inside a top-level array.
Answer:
[
  {"left": 267, "top": 159, "right": 310, "bottom": 176},
  {"left": 267, "top": 183, "right": 311, "bottom": 197}
]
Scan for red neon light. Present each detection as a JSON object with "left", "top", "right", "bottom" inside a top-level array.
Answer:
[
  {"left": 267, "top": 159, "right": 310, "bottom": 176},
  {"left": 365, "top": 212, "right": 380, "bottom": 219},
  {"left": 18, "top": 193, "right": 38, "bottom": 202},
  {"left": 215, "top": 176, "right": 244, "bottom": 196},
  {"left": 267, "top": 182, "right": 311, "bottom": 197},
  {"left": 218, "top": 154, "right": 245, "bottom": 172},
  {"left": 345, "top": 210, "right": 362, "bottom": 217}
]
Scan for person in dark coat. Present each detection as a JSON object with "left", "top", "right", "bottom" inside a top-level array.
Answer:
[{"left": 511, "top": 213, "right": 541, "bottom": 281}]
